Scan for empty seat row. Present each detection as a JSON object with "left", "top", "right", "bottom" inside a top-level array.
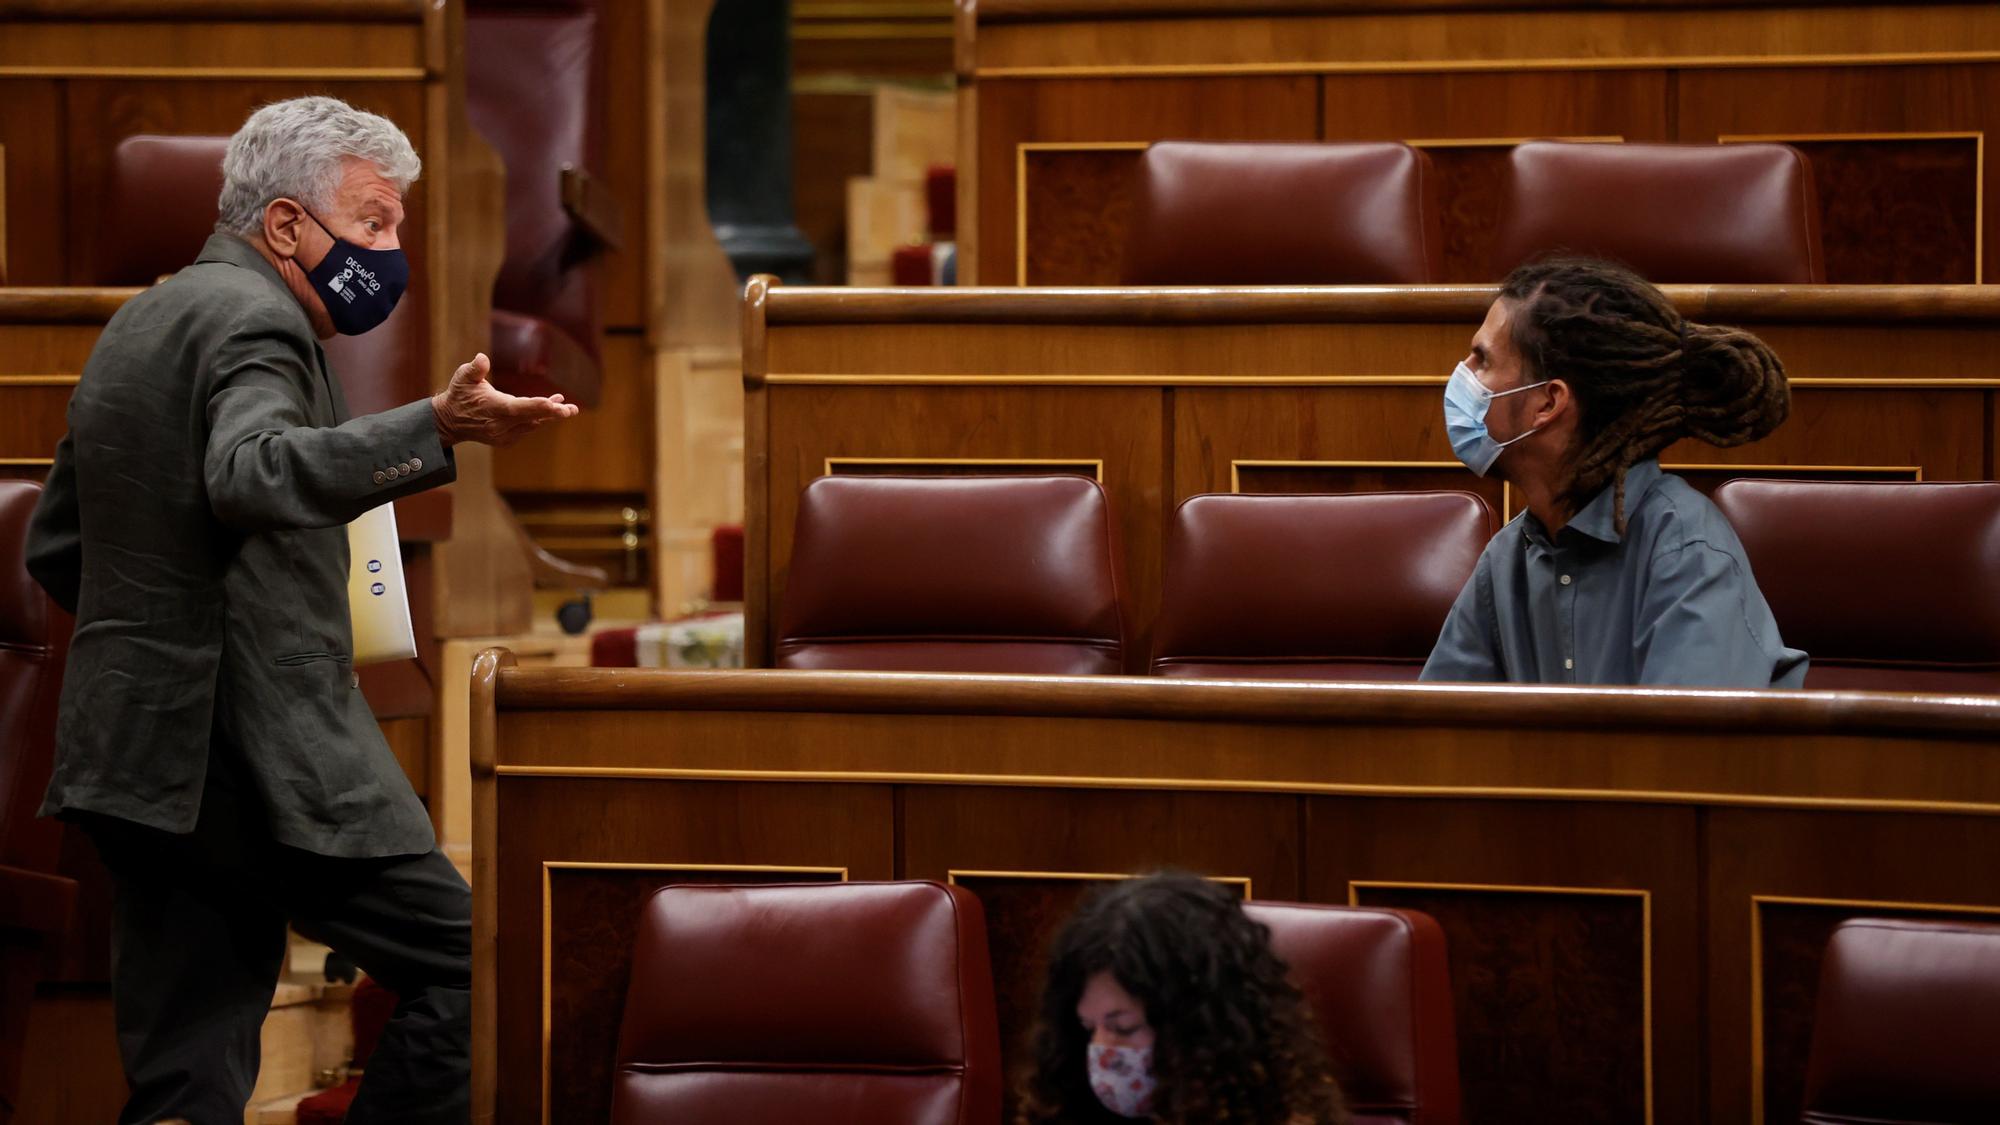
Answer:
[
  {"left": 1124, "top": 139, "right": 1823, "bottom": 285},
  {"left": 610, "top": 880, "right": 1460, "bottom": 1125},
  {"left": 775, "top": 475, "right": 2000, "bottom": 692},
  {"left": 607, "top": 881, "right": 2000, "bottom": 1125}
]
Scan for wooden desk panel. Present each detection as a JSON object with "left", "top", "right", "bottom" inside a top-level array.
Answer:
[
  {"left": 961, "top": 2, "right": 2000, "bottom": 286},
  {"left": 745, "top": 282, "right": 2000, "bottom": 666},
  {"left": 474, "top": 660, "right": 2000, "bottom": 1125}
]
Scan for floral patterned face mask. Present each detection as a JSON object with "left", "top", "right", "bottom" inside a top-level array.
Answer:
[{"left": 1087, "top": 1043, "right": 1157, "bottom": 1118}]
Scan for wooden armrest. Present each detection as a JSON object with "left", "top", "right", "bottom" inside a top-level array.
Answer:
[
  {"left": 0, "top": 864, "right": 76, "bottom": 938},
  {"left": 560, "top": 164, "right": 625, "bottom": 252}
]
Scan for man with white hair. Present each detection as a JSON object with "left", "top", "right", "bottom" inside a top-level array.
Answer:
[{"left": 26, "top": 96, "right": 572, "bottom": 1124}]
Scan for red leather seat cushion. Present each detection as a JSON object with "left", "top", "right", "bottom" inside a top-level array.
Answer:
[
  {"left": 1152, "top": 492, "right": 1493, "bottom": 681},
  {"left": 1802, "top": 918, "right": 2000, "bottom": 1123},
  {"left": 776, "top": 476, "right": 1125, "bottom": 674},
  {"left": 1711, "top": 480, "right": 2000, "bottom": 692},
  {"left": 1492, "top": 141, "right": 1824, "bottom": 282},
  {"left": 1125, "top": 142, "right": 1443, "bottom": 285},
  {"left": 611, "top": 882, "right": 1000, "bottom": 1125},
  {"left": 1245, "top": 902, "right": 1461, "bottom": 1125}
]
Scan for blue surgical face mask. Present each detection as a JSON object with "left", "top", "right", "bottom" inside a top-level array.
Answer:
[
  {"left": 301, "top": 208, "right": 409, "bottom": 336},
  {"left": 1443, "top": 361, "right": 1549, "bottom": 477}
]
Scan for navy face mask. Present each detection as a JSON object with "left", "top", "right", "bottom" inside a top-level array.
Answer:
[{"left": 301, "top": 208, "right": 409, "bottom": 336}]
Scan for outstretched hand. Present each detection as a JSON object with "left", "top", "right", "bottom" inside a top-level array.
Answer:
[{"left": 430, "top": 353, "right": 579, "bottom": 448}]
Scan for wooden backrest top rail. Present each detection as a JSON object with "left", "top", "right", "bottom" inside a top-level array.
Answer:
[
  {"left": 973, "top": 0, "right": 1943, "bottom": 22},
  {"left": 752, "top": 281, "right": 2000, "bottom": 328},
  {"left": 0, "top": 288, "right": 141, "bottom": 324},
  {"left": 487, "top": 665, "right": 2000, "bottom": 739},
  {"left": 0, "top": 0, "right": 424, "bottom": 20}
]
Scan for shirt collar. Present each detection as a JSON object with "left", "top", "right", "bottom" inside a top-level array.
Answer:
[{"left": 1524, "top": 459, "right": 1663, "bottom": 547}]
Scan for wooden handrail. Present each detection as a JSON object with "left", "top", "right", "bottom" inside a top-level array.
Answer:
[
  {"left": 758, "top": 282, "right": 2000, "bottom": 326},
  {"left": 489, "top": 664, "right": 2000, "bottom": 739},
  {"left": 0, "top": 0, "right": 423, "bottom": 20},
  {"left": 973, "top": 0, "right": 1936, "bottom": 23},
  {"left": 0, "top": 288, "right": 143, "bottom": 324}
]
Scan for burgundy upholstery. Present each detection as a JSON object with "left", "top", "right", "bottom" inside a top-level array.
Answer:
[
  {"left": 1244, "top": 903, "right": 1461, "bottom": 1125},
  {"left": 1711, "top": 480, "right": 2000, "bottom": 692},
  {"left": 1801, "top": 917, "right": 2000, "bottom": 1124},
  {"left": 1151, "top": 492, "right": 1493, "bottom": 681},
  {"left": 0, "top": 482, "right": 68, "bottom": 872},
  {"left": 466, "top": 2, "right": 606, "bottom": 406},
  {"left": 776, "top": 476, "right": 1125, "bottom": 674},
  {"left": 94, "top": 135, "right": 230, "bottom": 285},
  {"left": 1491, "top": 141, "right": 1824, "bottom": 282},
  {"left": 611, "top": 882, "right": 1002, "bottom": 1125},
  {"left": 1125, "top": 142, "right": 1444, "bottom": 284},
  {"left": 0, "top": 482, "right": 77, "bottom": 1118}
]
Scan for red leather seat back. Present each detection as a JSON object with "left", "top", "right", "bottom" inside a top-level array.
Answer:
[
  {"left": 1711, "top": 480, "right": 2000, "bottom": 692},
  {"left": 1125, "top": 142, "right": 1444, "bottom": 284},
  {"left": 1491, "top": 142, "right": 1824, "bottom": 282},
  {"left": 465, "top": 0, "right": 603, "bottom": 364},
  {"left": 1802, "top": 917, "right": 2000, "bottom": 1124},
  {"left": 776, "top": 476, "right": 1125, "bottom": 674},
  {"left": 94, "top": 135, "right": 230, "bottom": 285},
  {"left": 1152, "top": 492, "right": 1493, "bottom": 681},
  {"left": 0, "top": 482, "right": 70, "bottom": 872},
  {"left": 611, "top": 882, "right": 1002, "bottom": 1125},
  {"left": 1244, "top": 902, "right": 1461, "bottom": 1125}
]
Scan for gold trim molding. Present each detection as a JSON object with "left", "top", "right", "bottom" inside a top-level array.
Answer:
[
  {"left": 1720, "top": 130, "right": 1985, "bottom": 284},
  {"left": 1746, "top": 892, "right": 2000, "bottom": 1125},
  {"left": 949, "top": 868, "right": 1255, "bottom": 899},
  {"left": 1353, "top": 879, "right": 1655, "bottom": 1125},
  {"left": 826, "top": 455, "right": 1106, "bottom": 481}
]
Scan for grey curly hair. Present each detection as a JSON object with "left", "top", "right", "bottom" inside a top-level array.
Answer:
[{"left": 217, "top": 96, "right": 421, "bottom": 237}]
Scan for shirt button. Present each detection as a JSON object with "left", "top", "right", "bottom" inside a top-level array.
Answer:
[
  {"left": 372, "top": 470, "right": 387, "bottom": 484},
  {"left": 1560, "top": 574, "right": 1573, "bottom": 586},
  {"left": 1564, "top": 658, "right": 1575, "bottom": 670}
]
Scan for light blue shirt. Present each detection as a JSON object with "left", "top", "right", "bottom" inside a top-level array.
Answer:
[{"left": 1421, "top": 460, "right": 1808, "bottom": 688}]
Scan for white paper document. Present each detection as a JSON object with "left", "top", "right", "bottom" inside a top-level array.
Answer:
[{"left": 347, "top": 502, "right": 417, "bottom": 665}]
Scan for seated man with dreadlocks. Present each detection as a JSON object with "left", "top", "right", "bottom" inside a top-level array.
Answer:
[{"left": 1421, "top": 257, "right": 1808, "bottom": 687}]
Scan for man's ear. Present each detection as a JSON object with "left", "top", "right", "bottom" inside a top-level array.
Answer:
[
  {"left": 1534, "top": 378, "right": 1572, "bottom": 427},
  {"left": 262, "top": 198, "right": 308, "bottom": 259}
]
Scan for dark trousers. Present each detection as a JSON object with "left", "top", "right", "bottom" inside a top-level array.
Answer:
[{"left": 80, "top": 762, "right": 470, "bottom": 1125}]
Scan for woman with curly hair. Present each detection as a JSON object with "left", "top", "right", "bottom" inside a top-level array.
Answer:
[
  {"left": 1422, "top": 256, "right": 1807, "bottom": 687},
  {"left": 1015, "top": 872, "right": 1346, "bottom": 1125}
]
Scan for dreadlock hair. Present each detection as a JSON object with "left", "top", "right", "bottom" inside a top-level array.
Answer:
[
  {"left": 1497, "top": 257, "right": 1790, "bottom": 531},
  {"left": 1014, "top": 872, "right": 1346, "bottom": 1125}
]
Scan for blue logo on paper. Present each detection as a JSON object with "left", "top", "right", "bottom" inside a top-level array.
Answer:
[
  {"left": 371, "top": 582, "right": 386, "bottom": 596},
  {"left": 367, "top": 559, "right": 383, "bottom": 573}
]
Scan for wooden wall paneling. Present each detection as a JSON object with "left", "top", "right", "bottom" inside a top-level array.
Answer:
[
  {"left": 1310, "top": 798, "right": 1701, "bottom": 1125},
  {"left": 599, "top": 0, "right": 648, "bottom": 329},
  {"left": 761, "top": 384, "right": 1164, "bottom": 668},
  {"left": 1674, "top": 64, "right": 2000, "bottom": 288},
  {"left": 0, "top": 19, "right": 426, "bottom": 75},
  {"left": 494, "top": 332, "right": 655, "bottom": 495},
  {"left": 969, "top": 5, "right": 2000, "bottom": 75},
  {"left": 1704, "top": 808, "right": 2000, "bottom": 1125},
  {"left": 1656, "top": 388, "right": 1987, "bottom": 485},
  {"left": 1174, "top": 386, "right": 1502, "bottom": 511},
  {"left": 793, "top": 89, "right": 877, "bottom": 286},
  {"left": 493, "top": 776, "right": 894, "bottom": 1125},
  {"left": 0, "top": 81, "right": 62, "bottom": 284},
  {"left": 1319, "top": 70, "right": 1669, "bottom": 281},
  {"left": 974, "top": 76, "right": 1319, "bottom": 283},
  {"left": 903, "top": 785, "right": 1300, "bottom": 1093}
]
